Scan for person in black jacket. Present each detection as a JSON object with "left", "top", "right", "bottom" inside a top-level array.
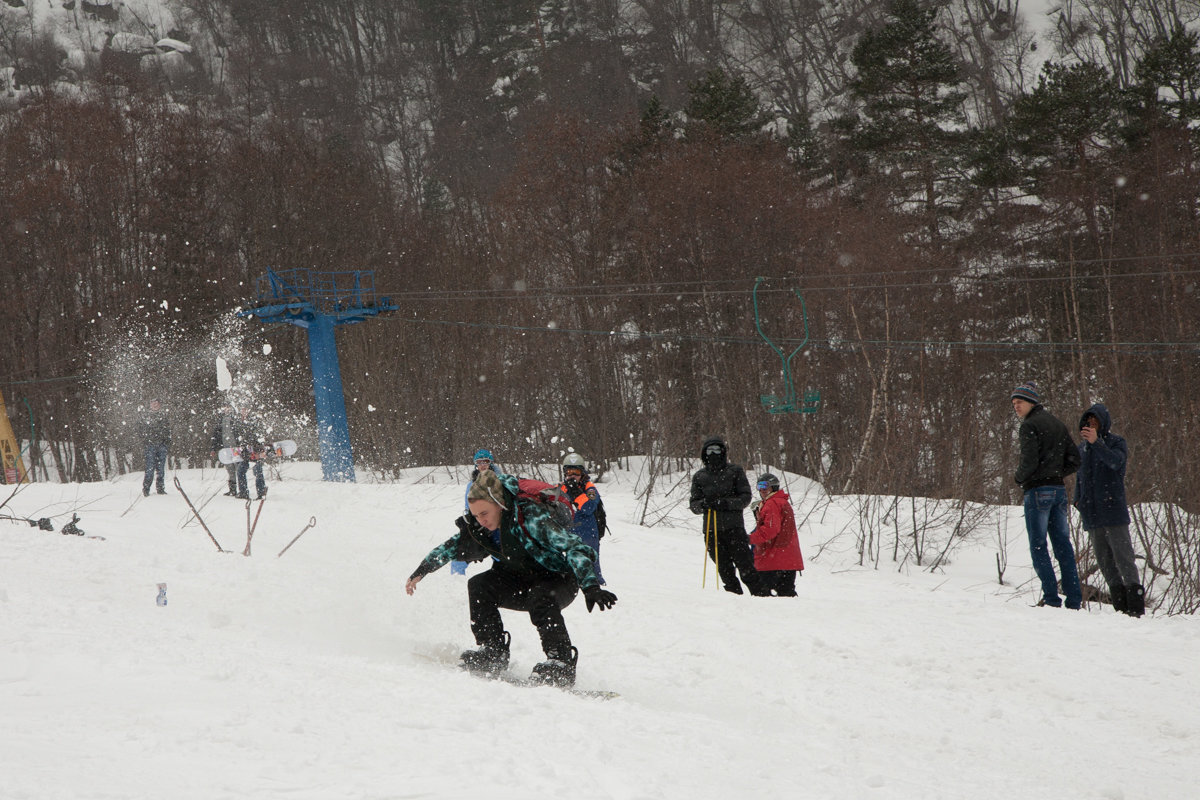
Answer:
[
  {"left": 689, "top": 437, "right": 768, "bottom": 596},
  {"left": 1012, "top": 382, "right": 1082, "bottom": 609},
  {"left": 139, "top": 398, "right": 171, "bottom": 497},
  {"left": 1075, "top": 403, "right": 1143, "bottom": 616}
]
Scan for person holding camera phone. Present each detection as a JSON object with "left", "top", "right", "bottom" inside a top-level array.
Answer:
[{"left": 1075, "top": 403, "right": 1144, "bottom": 616}]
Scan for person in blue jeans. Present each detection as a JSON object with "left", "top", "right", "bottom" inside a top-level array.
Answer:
[
  {"left": 233, "top": 407, "right": 268, "bottom": 500},
  {"left": 140, "top": 398, "right": 171, "bottom": 496},
  {"left": 1011, "top": 382, "right": 1082, "bottom": 609},
  {"left": 452, "top": 448, "right": 498, "bottom": 575}
]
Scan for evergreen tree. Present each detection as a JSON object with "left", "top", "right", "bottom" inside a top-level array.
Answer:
[
  {"left": 683, "top": 69, "right": 771, "bottom": 140},
  {"left": 1133, "top": 28, "right": 1200, "bottom": 131},
  {"left": 848, "top": 0, "right": 968, "bottom": 245},
  {"left": 1009, "top": 61, "right": 1122, "bottom": 175},
  {"left": 1006, "top": 60, "right": 1124, "bottom": 252}
]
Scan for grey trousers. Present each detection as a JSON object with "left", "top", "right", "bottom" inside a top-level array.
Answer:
[{"left": 1089, "top": 524, "right": 1140, "bottom": 589}]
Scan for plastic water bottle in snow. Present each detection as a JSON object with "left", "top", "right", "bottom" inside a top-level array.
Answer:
[{"left": 156, "top": 583, "right": 167, "bottom": 606}]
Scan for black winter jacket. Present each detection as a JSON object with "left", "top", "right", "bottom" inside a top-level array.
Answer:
[
  {"left": 1014, "top": 405, "right": 1080, "bottom": 491},
  {"left": 210, "top": 412, "right": 236, "bottom": 451},
  {"left": 689, "top": 437, "right": 752, "bottom": 532},
  {"left": 140, "top": 409, "right": 171, "bottom": 449},
  {"left": 232, "top": 414, "right": 268, "bottom": 452},
  {"left": 1073, "top": 403, "right": 1130, "bottom": 529}
]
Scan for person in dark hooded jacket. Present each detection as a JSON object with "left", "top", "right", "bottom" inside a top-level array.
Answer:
[
  {"left": 1075, "top": 403, "right": 1143, "bottom": 616},
  {"left": 689, "top": 437, "right": 768, "bottom": 596}
]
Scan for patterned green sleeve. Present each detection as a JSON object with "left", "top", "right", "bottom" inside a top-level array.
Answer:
[
  {"left": 409, "top": 534, "right": 464, "bottom": 581},
  {"left": 528, "top": 509, "right": 600, "bottom": 590}
]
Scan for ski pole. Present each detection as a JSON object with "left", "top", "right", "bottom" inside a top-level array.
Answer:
[
  {"left": 702, "top": 509, "right": 716, "bottom": 588},
  {"left": 173, "top": 477, "right": 225, "bottom": 552},
  {"left": 243, "top": 497, "right": 266, "bottom": 556},
  {"left": 277, "top": 516, "right": 316, "bottom": 558},
  {"left": 712, "top": 510, "right": 719, "bottom": 588}
]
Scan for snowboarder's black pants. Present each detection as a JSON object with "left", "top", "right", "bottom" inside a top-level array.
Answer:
[
  {"left": 705, "top": 525, "right": 768, "bottom": 596},
  {"left": 468, "top": 565, "right": 578, "bottom": 658}
]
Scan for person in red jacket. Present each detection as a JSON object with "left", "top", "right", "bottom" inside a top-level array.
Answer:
[{"left": 748, "top": 473, "right": 805, "bottom": 596}]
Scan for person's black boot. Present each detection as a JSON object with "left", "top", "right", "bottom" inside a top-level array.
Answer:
[
  {"left": 460, "top": 631, "right": 510, "bottom": 675},
  {"left": 530, "top": 645, "right": 578, "bottom": 688},
  {"left": 1125, "top": 584, "right": 1145, "bottom": 617},
  {"left": 1109, "top": 584, "right": 1128, "bottom": 614}
]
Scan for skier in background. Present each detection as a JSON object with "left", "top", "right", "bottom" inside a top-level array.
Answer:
[
  {"left": 452, "top": 448, "right": 499, "bottom": 575},
  {"left": 748, "top": 473, "right": 804, "bottom": 596},
  {"left": 689, "top": 437, "right": 768, "bottom": 596},
  {"left": 559, "top": 453, "right": 606, "bottom": 585},
  {"left": 139, "top": 398, "right": 171, "bottom": 497}
]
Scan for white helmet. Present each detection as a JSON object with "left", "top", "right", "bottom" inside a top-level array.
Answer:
[{"left": 562, "top": 453, "right": 587, "bottom": 481}]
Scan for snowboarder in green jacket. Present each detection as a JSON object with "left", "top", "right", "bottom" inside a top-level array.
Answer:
[{"left": 406, "top": 470, "right": 617, "bottom": 687}]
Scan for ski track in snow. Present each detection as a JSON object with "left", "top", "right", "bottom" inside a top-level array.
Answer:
[{"left": 1, "top": 462, "right": 1197, "bottom": 799}]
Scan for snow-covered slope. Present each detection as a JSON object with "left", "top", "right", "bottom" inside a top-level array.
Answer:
[{"left": 2, "top": 463, "right": 1197, "bottom": 799}]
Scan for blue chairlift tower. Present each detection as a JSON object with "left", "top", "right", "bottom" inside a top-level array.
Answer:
[{"left": 237, "top": 269, "right": 396, "bottom": 482}]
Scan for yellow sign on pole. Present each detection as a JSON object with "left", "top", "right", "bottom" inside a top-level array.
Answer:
[{"left": 0, "top": 389, "right": 29, "bottom": 484}]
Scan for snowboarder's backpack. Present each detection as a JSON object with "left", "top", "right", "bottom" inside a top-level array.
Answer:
[
  {"left": 594, "top": 496, "right": 608, "bottom": 538},
  {"left": 516, "top": 478, "right": 575, "bottom": 529}
]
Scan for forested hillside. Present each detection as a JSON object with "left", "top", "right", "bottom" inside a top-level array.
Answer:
[{"left": 2, "top": 0, "right": 1197, "bottom": 531}]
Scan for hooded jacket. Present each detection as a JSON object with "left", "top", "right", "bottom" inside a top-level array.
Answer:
[
  {"left": 749, "top": 490, "right": 805, "bottom": 571},
  {"left": 1014, "top": 405, "right": 1080, "bottom": 491},
  {"left": 409, "top": 472, "right": 601, "bottom": 590},
  {"left": 689, "top": 437, "right": 752, "bottom": 532},
  {"left": 1073, "top": 403, "right": 1130, "bottom": 529}
]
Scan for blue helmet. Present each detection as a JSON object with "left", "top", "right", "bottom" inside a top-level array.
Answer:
[{"left": 472, "top": 448, "right": 494, "bottom": 462}]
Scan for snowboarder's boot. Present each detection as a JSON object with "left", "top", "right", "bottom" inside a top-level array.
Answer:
[
  {"left": 530, "top": 645, "right": 578, "bottom": 688},
  {"left": 1124, "top": 584, "right": 1145, "bottom": 617},
  {"left": 460, "top": 631, "right": 510, "bottom": 676}
]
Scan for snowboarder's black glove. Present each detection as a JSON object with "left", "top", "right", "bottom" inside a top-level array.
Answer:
[
  {"left": 584, "top": 586, "right": 617, "bottom": 612},
  {"left": 455, "top": 514, "right": 479, "bottom": 535}
]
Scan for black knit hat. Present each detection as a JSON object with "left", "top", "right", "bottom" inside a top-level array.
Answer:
[{"left": 1011, "top": 381, "right": 1040, "bottom": 404}]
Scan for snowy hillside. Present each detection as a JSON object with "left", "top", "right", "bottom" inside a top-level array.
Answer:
[{"left": 2, "top": 462, "right": 1198, "bottom": 799}]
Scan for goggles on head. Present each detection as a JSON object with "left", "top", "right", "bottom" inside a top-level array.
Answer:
[
  {"left": 474, "top": 458, "right": 492, "bottom": 469},
  {"left": 756, "top": 480, "right": 773, "bottom": 491},
  {"left": 704, "top": 444, "right": 724, "bottom": 457},
  {"left": 564, "top": 467, "right": 584, "bottom": 479}
]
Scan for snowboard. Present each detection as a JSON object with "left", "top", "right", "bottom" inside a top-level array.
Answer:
[
  {"left": 488, "top": 670, "right": 620, "bottom": 700},
  {"left": 415, "top": 648, "right": 619, "bottom": 700},
  {"left": 218, "top": 440, "right": 297, "bottom": 464}
]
